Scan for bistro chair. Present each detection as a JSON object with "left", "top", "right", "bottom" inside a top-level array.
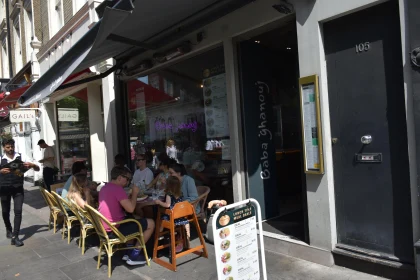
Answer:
[
  {"left": 39, "top": 187, "right": 62, "bottom": 234},
  {"left": 68, "top": 199, "right": 96, "bottom": 255},
  {"left": 51, "top": 191, "right": 80, "bottom": 244},
  {"left": 84, "top": 204, "right": 150, "bottom": 278},
  {"left": 191, "top": 186, "right": 210, "bottom": 222},
  {"left": 153, "top": 201, "right": 208, "bottom": 271}
]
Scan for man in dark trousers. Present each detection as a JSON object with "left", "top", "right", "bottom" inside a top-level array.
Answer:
[
  {"left": 37, "top": 139, "right": 55, "bottom": 192},
  {"left": 0, "top": 139, "right": 39, "bottom": 247}
]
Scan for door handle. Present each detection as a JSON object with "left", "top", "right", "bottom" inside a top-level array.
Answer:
[{"left": 361, "top": 135, "right": 372, "bottom": 145}]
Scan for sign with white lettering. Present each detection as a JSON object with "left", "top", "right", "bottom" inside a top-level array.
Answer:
[
  {"left": 58, "top": 109, "right": 79, "bottom": 122},
  {"left": 9, "top": 110, "right": 36, "bottom": 123}
]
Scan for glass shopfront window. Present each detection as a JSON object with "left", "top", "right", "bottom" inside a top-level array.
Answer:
[
  {"left": 127, "top": 47, "right": 233, "bottom": 203},
  {"left": 56, "top": 89, "right": 91, "bottom": 179}
]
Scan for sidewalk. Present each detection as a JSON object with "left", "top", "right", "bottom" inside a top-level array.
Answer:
[{"left": 0, "top": 183, "right": 387, "bottom": 280}]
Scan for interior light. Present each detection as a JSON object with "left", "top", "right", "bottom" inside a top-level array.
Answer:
[
  {"left": 255, "top": 40, "right": 260, "bottom": 44},
  {"left": 200, "top": 85, "right": 204, "bottom": 88},
  {"left": 287, "top": 47, "right": 291, "bottom": 50}
]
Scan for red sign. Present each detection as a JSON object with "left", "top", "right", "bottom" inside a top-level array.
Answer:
[{"left": 0, "top": 106, "right": 9, "bottom": 117}]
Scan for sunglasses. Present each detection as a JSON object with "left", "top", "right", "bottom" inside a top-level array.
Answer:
[
  {"left": 121, "top": 175, "right": 132, "bottom": 181},
  {"left": 136, "top": 159, "right": 146, "bottom": 162}
]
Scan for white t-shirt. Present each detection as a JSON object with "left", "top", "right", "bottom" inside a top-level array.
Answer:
[
  {"left": 132, "top": 167, "right": 154, "bottom": 186},
  {"left": 1, "top": 152, "right": 28, "bottom": 163},
  {"left": 42, "top": 146, "right": 55, "bottom": 168}
]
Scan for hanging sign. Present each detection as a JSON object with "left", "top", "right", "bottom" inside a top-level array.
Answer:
[
  {"left": 299, "top": 75, "right": 324, "bottom": 174},
  {"left": 9, "top": 110, "right": 36, "bottom": 123},
  {"left": 212, "top": 199, "right": 267, "bottom": 280},
  {"left": 58, "top": 108, "right": 79, "bottom": 122}
]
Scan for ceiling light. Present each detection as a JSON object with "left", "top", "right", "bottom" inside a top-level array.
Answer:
[
  {"left": 255, "top": 40, "right": 260, "bottom": 44},
  {"left": 287, "top": 47, "right": 291, "bottom": 50},
  {"left": 200, "top": 85, "right": 204, "bottom": 88}
]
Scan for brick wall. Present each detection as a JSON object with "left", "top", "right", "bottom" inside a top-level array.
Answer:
[
  {"left": 33, "top": 0, "right": 49, "bottom": 45},
  {"left": 63, "top": 0, "right": 72, "bottom": 24}
]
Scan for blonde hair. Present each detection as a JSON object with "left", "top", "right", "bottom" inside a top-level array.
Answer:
[
  {"left": 166, "top": 139, "right": 175, "bottom": 146},
  {"left": 67, "top": 173, "right": 87, "bottom": 201},
  {"left": 165, "top": 176, "right": 182, "bottom": 198}
]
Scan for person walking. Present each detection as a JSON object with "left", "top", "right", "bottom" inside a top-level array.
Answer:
[
  {"left": 37, "top": 139, "right": 55, "bottom": 192},
  {"left": 0, "top": 139, "right": 39, "bottom": 247}
]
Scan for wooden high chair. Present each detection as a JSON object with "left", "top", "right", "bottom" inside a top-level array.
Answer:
[{"left": 153, "top": 201, "right": 208, "bottom": 271}]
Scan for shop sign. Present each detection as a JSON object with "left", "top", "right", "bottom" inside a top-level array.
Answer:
[
  {"left": 58, "top": 109, "right": 79, "bottom": 122},
  {"left": 0, "top": 106, "right": 9, "bottom": 117},
  {"left": 212, "top": 199, "right": 267, "bottom": 280},
  {"left": 9, "top": 110, "right": 36, "bottom": 123}
]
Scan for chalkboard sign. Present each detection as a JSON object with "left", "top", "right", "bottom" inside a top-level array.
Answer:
[{"left": 299, "top": 75, "right": 324, "bottom": 174}]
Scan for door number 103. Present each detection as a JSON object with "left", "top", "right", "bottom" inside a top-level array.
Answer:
[{"left": 356, "top": 42, "right": 370, "bottom": 53}]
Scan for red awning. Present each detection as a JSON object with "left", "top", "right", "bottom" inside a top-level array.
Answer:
[
  {"left": 127, "top": 79, "right": 174, "bottom": 110},
  {"left": 0, "top": 69, "right": 91, "bottom": 107}
]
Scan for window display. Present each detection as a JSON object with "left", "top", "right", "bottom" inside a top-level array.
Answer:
[
  {"left": 56, "top": 91, "right": 91, "bottom": 179},
  {"left": 127, "top": 47, "right": 233, "bottom": 203}
]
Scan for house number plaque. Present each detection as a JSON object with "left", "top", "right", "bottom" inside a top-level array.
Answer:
[{"left": 356, "top": 42, "right": 370, "bottom": 53}]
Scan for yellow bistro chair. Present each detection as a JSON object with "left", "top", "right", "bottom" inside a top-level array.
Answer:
[
  {"left": 67, "top": 199, "right": 96, "bottom": 255},
  {"left": 39, "top": 187, "right": 62, "bottom": 234},
  {"left": 51, "top": 191, "right": 79, "bottom": 244},
  {"left": 84, "top": 204, "right": 150, "bottom": 278}
]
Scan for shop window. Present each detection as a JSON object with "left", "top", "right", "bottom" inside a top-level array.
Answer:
[
  {"left": 23, "top": 0, "right": 33, "bottom": 63},
  {"left": 13, "top": 17, "right": 22, "bottom": 72},
  {"left": 56, "top": 90, "right": 91, "bottom": 179},
  {"left": 1, "top": 38, "right": 9, "bottom": 78},
  {"left": 127, "top": 47, "right": 233, "bottom": 203}
]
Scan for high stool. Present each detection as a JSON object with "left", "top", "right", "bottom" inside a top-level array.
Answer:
[{"left": 153, "top": 201, "right": 208, "bottom": 271}]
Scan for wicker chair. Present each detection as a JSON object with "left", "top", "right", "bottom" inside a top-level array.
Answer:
[
  {"left": 39, "top": 187, "right": 62, "bottom": 234},
  {"left": 67, "top": 199, "right": 96, "bottom": 255},
  {"left": 191, "top": 186, "right": 210, "bottom": 221},
  {"left": 51, "top": 191, "right": 80, "bottom": 244},
  {"left": 84, "top": 204, "right": 150, "bottom": 278}
]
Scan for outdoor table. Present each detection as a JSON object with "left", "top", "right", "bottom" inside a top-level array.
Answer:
[{"left": 135, "top": 195, "right": 165, "bottom": 219}]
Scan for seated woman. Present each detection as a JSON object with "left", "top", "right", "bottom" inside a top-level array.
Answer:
[
  {"left": 147, "top": 157, "right": 176, "bottom": 190},
  {"left": 66, "top": 172, "right": 97, "bottom": 209},
  {"left": 168, "top": 163, "right": 199, "bottom": 213}
]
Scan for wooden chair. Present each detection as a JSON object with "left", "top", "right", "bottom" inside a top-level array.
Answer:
[
  {"left": 67, "top": 199, "right": 96, "bottom": 255},
  {"left": 191, "top": 186, "right": 210, "bottom": 221},
  {"left": 51, "top": 191, "right": 79, "bottom": 244},
  {"left": 84, "top": 204, "right": 150, "bottom": 278},
  {"left": 39, "top": 187, "right": 62, "bottom": 233},
  {"left": 153, "top": 201, "right": 208, "bottom": 271}
]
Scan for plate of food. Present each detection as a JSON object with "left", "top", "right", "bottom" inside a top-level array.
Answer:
[
  {"left": 220, "top": 240, "right": 230, "bottom": 251},
  {"left": 219, "top": 215, "right": 230, "bottom": 226},
  {"left": 223, "top": 265, "right": 232, "bottom": 276},
  {"left": 137, "top": 195, "right": 148, "bottom": 202},
  {"left": 221, "top": 252, "right": 231, "bottom": 263},
  {"left": 219, "top": 228, "right": 230, "bottom": 239}
]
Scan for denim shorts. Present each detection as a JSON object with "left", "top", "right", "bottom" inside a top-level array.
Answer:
[{"left": 108, "top": 218, "right": 148, "bottom": 238}]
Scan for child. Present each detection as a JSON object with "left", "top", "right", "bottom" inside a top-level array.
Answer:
[{"left": 155, "top": 176, "right": 190, "bottom": 252}]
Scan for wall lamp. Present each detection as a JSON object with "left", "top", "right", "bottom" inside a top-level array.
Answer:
[
  {"left": 272, "top": 0, "right": 294, "bottom": 14},
  {"left": 411, "top": 47, "right": 420, "bottom": 68}
]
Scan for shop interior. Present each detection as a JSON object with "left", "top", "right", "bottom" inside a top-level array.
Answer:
[
  {"left": 127, "top": 47, "right": 234, "bottom": 204},
  {"left": 239, "top": 21, "right": 307, "bottom": 241}
]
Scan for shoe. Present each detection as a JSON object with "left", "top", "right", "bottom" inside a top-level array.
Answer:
[
  {"left": 11, "top": 237, "right": 24, "bottom": 247},
  {"left": 175, "top": 242, "right": 183, "bottom": 253},
  {"left": 6, "top": 229, "right": 12, "bottom": 239},
  {"left": 126, "top": 253, "right": 151, "bottom": 266}
]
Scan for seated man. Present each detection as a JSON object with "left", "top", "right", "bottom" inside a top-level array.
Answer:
[{"left": 98, "top": 166, "right": 155, "bottom": 265}]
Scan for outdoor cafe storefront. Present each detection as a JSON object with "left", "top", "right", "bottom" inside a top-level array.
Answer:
[{"left": 16, "top": 0, "right": 420, "bottom": 278}]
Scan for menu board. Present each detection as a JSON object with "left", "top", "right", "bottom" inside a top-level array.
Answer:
[
  {"left": 299, "top": 75, "right": 324, "bottom": 174},
  {"left": 203, "top": 72, "right": 229, "bottom": 138},
  {"left": 214, "top": 205, "right": 259, "bottom": 280}
]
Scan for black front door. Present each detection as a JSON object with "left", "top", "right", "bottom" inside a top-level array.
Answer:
[{"left": 324, "top": 1, "right": 413, "bottom": 262}]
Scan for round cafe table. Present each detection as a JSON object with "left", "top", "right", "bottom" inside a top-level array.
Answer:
[{"left": 135, "top": 195, "right": 164, "bottom": 219}]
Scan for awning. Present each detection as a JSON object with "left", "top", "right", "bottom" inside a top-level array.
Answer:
[
  {"left": 0, "top": 69, "right": 91, "bottom": 107},
  {"left": 18, "top": 0, "right": 252, "bottom": 106}
]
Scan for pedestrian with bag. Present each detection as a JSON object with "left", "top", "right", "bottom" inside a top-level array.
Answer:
[{"left": 0, "top": 139, "right": 39, "bottom": 247}]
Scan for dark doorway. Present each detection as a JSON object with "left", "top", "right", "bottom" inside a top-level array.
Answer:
[
  {"left": 238, "top": 20, "right": 308, "bottom": 242},
  {"left": 325, "top": 1, "right": 413, "bottom": 263}
]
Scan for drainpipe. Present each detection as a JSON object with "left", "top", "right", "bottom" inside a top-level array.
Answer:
[{"left": 5, "top": 0, "right": 13, "bottom": 78}]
